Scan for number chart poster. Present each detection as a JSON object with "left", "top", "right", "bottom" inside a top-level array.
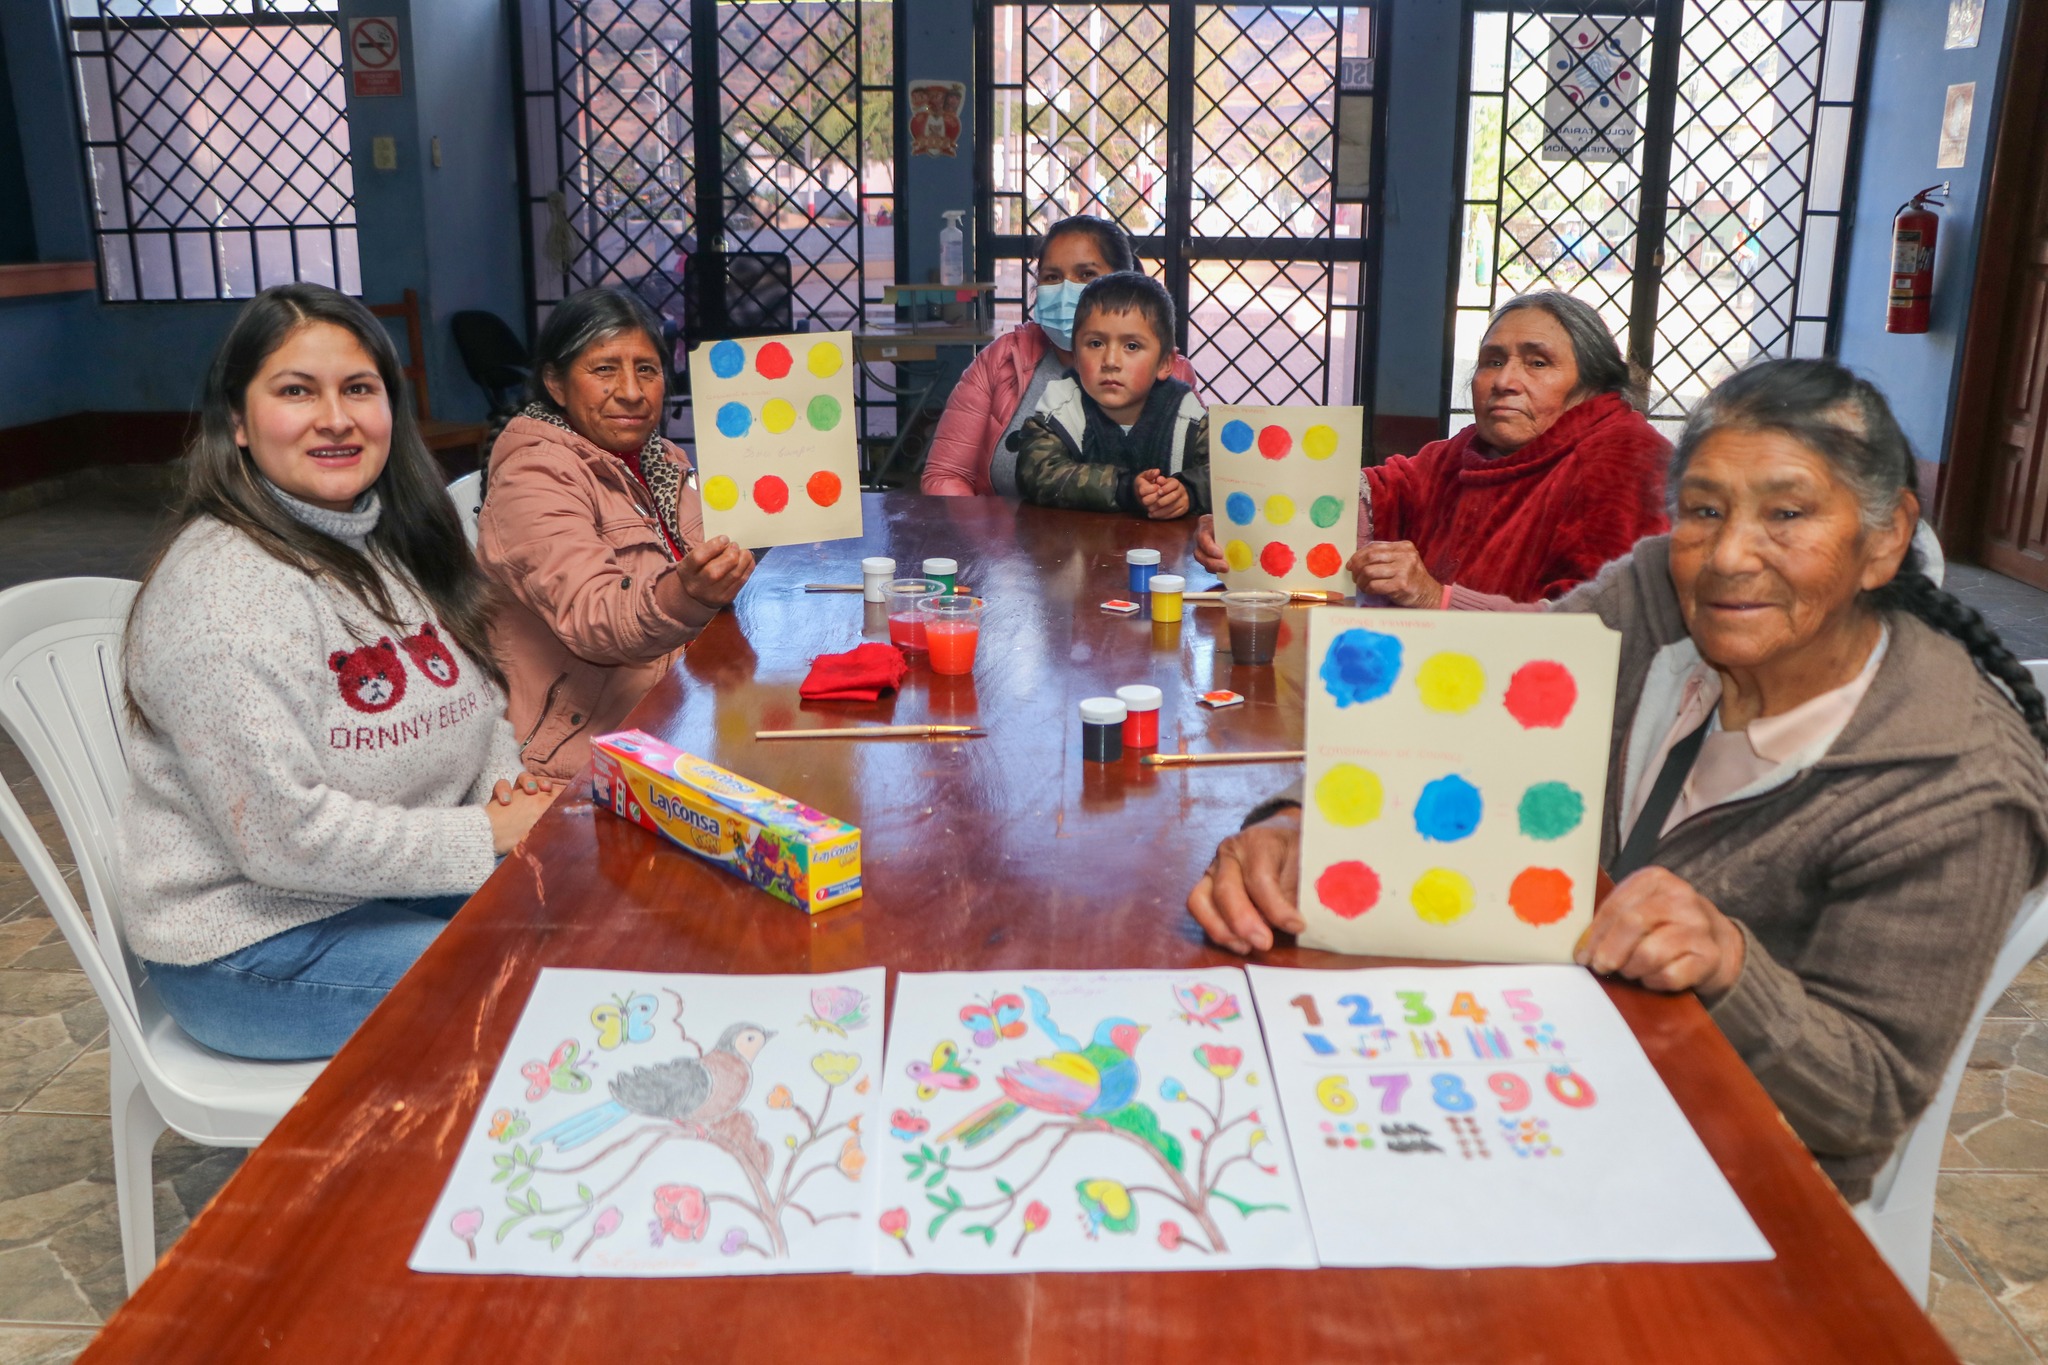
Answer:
[
  {"left": 1247, "top": 965, "right": 1772, "bottom": 1267},
  {"left": 871, "top": 969, "right": 1318, "bottom": 1274},
  {"left": 689, "top": 331, "right": 861, "bottom": 548},
  {"left": 1210, "top": 404, "right": 1362, "bottom": 596},
  {"left": 411, "top": 968, "right": 886, "bottom": 1277},
  {"left": 1299, "top": 607, "right": 1620, "bottom": 963}
]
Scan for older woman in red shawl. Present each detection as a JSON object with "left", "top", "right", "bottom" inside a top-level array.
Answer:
[{"left": 1196, "top": 291, "right": 1669, "bottom": 605}]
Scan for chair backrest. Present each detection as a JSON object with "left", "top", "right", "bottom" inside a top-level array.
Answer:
[
  {"left": 449, "top": 310, "right": 530, "bottom": 412},
  {"left": 446, "top": 471, "right": 483, "bottom": 549},
  {"left": 369, "top": 287, "right": 433, "bottom": 422},
  {"left": 0, "top": 579, "right": 149, "bottom": 1035},
  {"left": 682, "top": 251, "right": 795, "bottom": 344}
]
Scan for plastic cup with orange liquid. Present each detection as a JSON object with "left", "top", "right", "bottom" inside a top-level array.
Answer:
[
  {"left": 918, "top": 594, "right": 985, "bottom": 676},
  {"left": 885, "top": 578, "right": 942, "bottom": 654}
]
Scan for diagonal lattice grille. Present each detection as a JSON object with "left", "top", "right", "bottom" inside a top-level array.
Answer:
[
  {"left": 1190, "top": 6, "right": 1338, "bottom": 240},
  {"left": 67, "top": 0, "right": 357, "bottom": 301},
  {"left": 1015, "top": 6, "right": 1171, "bottom": 237},
  {"left": 1186, "top": 259, "right": 1339, "bottom": 407}
]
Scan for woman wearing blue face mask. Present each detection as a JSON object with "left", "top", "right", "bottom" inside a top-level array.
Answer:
[{"left": 923, "top": 215, "right": 1205, "bottom": 496}]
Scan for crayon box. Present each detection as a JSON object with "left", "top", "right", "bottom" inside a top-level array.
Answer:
[{"left": 590, "top": 730, "right": 862, "bottom": 913}]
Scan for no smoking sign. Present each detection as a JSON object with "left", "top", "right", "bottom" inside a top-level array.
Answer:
[{"left": 348, "top": 16, "right": 402, "bottom": 98}]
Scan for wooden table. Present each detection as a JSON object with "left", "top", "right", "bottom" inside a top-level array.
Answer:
[{"left": 81, "top": 495, "right": 1953, "bottom": 1363}]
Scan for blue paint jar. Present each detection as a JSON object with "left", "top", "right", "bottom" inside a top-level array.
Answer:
[{"left": 1126, "top": 548, "right": 1160, "bottom": 596}]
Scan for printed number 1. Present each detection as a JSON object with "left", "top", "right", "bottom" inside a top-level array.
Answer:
[
  {"left": 1368, "top": 1073, "right": 1411, "bottom": 1114},
  {"left": 1291, "top": 994, "right": 1323, "bottom": 1027}
]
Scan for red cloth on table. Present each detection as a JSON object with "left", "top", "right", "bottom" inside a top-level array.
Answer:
[
  {"left": 799, "top": 642, "right": 912, "bottom": 702},
  {"left": 1367, "top": 391, "right": 1671, "bottom": 603}
]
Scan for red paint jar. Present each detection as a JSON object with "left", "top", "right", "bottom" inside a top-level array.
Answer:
[{"left": 1116, "top": 684, "right": 1162, "bottom": 749}]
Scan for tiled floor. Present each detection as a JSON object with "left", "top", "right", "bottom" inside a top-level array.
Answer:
[{"left": 3, "top": 476, "right": 2048, "bottom": 1361}]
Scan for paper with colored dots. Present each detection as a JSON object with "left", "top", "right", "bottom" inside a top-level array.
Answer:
[
  {"left": 1296, "top": 608, "right": 1620, "bottom": 964},
  {"left": 687, "top": 331, "right": 861, "bottom": 548},
  {"left": 1245, "top": 964, "right": 1771, "bottom": 1267},
  {"left": 1208, "top": 404, "right": 1362, "bottom": 595}
]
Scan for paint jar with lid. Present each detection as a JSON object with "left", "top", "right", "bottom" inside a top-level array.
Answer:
[
  {"left": 1115, "top": 684, "right": 1161, "bottom": 749},
  {"left": 861, "top": 556, "right": 897, "bottom": 602},
  {"left": 1126, "top": 548, "right": 1161, "bottom": 596},
  {"left": 1079, "top": 697, "right": 1127, "bottom": 763},
  {"left": 1148, "top": 573, "right": 1185, "bottom": 623},
  {"left": 922, "top": 557, "right": 958, "bottom": 592}
]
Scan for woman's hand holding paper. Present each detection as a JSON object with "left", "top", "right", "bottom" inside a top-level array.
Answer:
[
  {"left": 1346, "top": 541, "right": 1444, "bottom": 608},
  {"left": 1187, "top": 808, "right": 1304, "bottom": 954},
  {"left": 1575, "top": 866, "right": 1746, "bottom": 1000}
]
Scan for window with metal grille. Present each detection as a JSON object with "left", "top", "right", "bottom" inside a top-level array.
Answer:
[
  {"left": 1451, "top": 0, "right": 1865, "bottom": 436},
  {"left": 64, "top": 1, "right": 358, "bottom": 302}
]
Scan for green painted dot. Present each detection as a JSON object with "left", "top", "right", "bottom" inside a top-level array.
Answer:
[
  {"left": 1517, "top": 782, "right": 1585, "bottom": 841},
  {"left": 807, "top": 394, "right": 842, "bottom": 431},
  {"left": 1310, "top": 494, "right": 1344, "bottom": 529}
]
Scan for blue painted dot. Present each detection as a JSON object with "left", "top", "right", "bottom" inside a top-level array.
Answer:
[
  {"left": 715, "top": 402, "right": 751, "bottom": 438},
  {"left": 1220, "top": 419, "right": 1255, "bottom": 454},
  {"left": 1320, "top": 628, "right": 1403, "bottom": 708},
  {"left": 1414, "top": 774, "right": 1483, "bottom": 843},
  {"left": 1225, "top": 491, "right": 1257, "bottom": 526},
  {"left": 708, "top": 339, "right": 745, "bottom": 379}
]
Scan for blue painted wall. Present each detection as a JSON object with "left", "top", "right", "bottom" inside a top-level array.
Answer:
[{"left": 1835, "top": 0, "right": 2019, "bottom": 469}]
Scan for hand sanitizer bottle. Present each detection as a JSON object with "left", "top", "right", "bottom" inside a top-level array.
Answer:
[{"left": 939, "top": 210, "right": 965, "bottom": 286}]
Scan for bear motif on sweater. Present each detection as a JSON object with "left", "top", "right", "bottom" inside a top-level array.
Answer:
[
  {"left": 329, "top": 638, "right": 408, "bottom": 713},
  {"left": 400, "top": 623, "right": 461, "bottom": 688}
]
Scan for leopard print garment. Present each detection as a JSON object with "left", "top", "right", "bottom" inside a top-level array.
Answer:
[{"left": 519, "top": 402, "right": 685, "bottom": 561}]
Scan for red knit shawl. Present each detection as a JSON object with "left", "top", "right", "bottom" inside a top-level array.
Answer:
[{"left": 1366, "top": 392, "right": 1672, "bottom": 602}]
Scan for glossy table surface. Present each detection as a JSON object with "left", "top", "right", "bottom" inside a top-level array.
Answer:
[{"left": 81, "top": 495, "right": 1952, "bottom": 1363}]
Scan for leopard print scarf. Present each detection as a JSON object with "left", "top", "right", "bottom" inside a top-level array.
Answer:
[{"left": 520, "top": 402, "right": 685, "bottom": 561}]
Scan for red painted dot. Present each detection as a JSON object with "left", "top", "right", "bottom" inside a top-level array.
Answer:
[
  {"left": 753, "top": 474, "right": 790, "bottom": 513},
  {"left": 1503, "top": 660, "right": 1578, "bottom": 728},
  {"left": 1316, "top": 860, "right": 1381, "bottom": 919},
  {"left": 806, "top": 469, "right": 843, "bottom": 507},
  {"left": 1342, "top": 1136, "right": 1358, "bottom": 1148},
  {"left": 1509, "top": 867, "right": 1575, "bottom": 926},
  {"left": 754, "top": 342, "right": 793, "bottom": 379},
  {"left": 1259, "top": 541, "right": 1295, "bottom": 577},
  {"left": 1257, "top": 425, "right": 1292, "bottom": 460},
  {"left": 1305, "top": 542, "right": 1343, "bottom": 578}
]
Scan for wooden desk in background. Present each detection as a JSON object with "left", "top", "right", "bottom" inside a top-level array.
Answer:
[{"left": 79, "top": 495, "right": 1953, "bottom": 1363}]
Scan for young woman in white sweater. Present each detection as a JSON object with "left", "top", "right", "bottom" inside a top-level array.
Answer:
[{"left": 120, "top": 284, "right": 554, "bottom": 1061}]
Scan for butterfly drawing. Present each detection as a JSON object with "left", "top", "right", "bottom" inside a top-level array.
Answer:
[
  {"left": 803, "top": 985, "right": 871, "bottom": 1037},
  {"left": 907, "top": 1040, "right": 978, "bottom": 1101},
  {"left": 488, "top": 1108, "right": 530, "bottom": 1142},
  {"left": 1173, "top": 981, "right": 1243, "bottom": 1030},
  {"left": 521, "top": 1039, "right": 594, "bottom": 1102},
  {"left": 591, "top": 993, "right": 659, "bottom": 1050},
  {"left": 889, "top": 1108, "right": 930, "bottom": 1141},
  {"left": 958, "top": 994, "right": 1027, "bottom": 1048}
]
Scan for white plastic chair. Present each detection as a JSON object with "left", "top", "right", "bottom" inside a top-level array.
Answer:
[
  {"left": 447, "top": 470, "right": 482, "bottom": 548},
  {"left": 0, "top": 578, "right": 324, "bottom": 1293},
  {"left": 1855, "top": 657, "right": 2048, "bottom": 1303}
]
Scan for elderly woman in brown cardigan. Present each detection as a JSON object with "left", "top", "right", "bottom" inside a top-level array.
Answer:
[{"left": 1187, "top": 358, "right": 2048, "bottom": 1203}]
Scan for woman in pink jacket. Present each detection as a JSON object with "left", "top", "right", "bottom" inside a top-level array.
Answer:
[
  {"left": 478, "top": 287, "right": 754, "bottom": 779},
  {"left": 921, "top": 215, "right": 1202, "bottom": 497}
]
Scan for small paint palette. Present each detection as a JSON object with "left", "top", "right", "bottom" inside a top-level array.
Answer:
[
  {"left": 1199, "top": 690, "right": 1245, "bottom": 708},
  {"left": 1100, "top": 599, "right": 1142, "bottom": 615}
]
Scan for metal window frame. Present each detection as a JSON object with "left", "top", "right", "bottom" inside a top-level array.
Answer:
[{"left": 62, "top": 0, "right": 356, "bottom": 304}]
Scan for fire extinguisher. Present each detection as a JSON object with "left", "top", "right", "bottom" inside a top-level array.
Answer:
[{"left": 1887, "top": 182, "right": 1948, "bottom": 334}]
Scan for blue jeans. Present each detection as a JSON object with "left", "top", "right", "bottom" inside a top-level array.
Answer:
[{"left": 144, "top": 895, "right": 468, "bottom": 1061}]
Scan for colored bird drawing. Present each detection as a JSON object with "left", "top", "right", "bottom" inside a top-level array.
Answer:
[
  {"left": 902, "top": 982, "right": 1289, "bottom": 1257},
  {"left": 534, "top": 1023, "right": 773, "bottom": 1153}
]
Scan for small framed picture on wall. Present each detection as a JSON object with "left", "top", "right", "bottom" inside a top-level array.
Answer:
[{"left": 1945, "top": 0, "right": 1985, "bottom": 49}]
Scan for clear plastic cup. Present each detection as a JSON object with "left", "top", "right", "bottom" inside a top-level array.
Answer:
[
  {"left": 918, "top": 594, "right": 986, "bottom": 676},
  {"left": 1222, "top": 590, "right": 1288, "bottom": 665},
  {"left": 886, "top": 578, "right": 943, "bottom": 653}
]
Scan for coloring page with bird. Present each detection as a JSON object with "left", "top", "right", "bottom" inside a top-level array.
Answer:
[
  {"left": 1246, "top": 964, "right": 1773, "bottom": 1268},
  {"left": 1298, "top": 608, "right": 1621, "bottom": 964},
  {"left": 410, "top": 968, "right": 886, "bottom": 1277},
  {"left": 871, "top": 969, "right": 1318, "bottom": 1274}
]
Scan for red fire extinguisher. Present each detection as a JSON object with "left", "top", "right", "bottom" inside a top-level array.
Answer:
[{"left": 1887, "top": 183, "right": 1948, "bottom": 334}]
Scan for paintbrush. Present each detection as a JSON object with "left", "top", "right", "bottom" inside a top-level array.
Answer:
[
  {"left": 755, "top": 724, "right": 987, "bottom": 740},
  {"left": 804, "top": 583, "right": 974, "bottom": 594},
  {"left": 1143, "top": 749, "right": 1305, "bottom": 767},
  {"left": 1183, "top": 590, "right": 1343, "bottom": 605}
]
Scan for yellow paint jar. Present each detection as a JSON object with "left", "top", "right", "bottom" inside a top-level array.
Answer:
[{"left": 1149, "top": 573, "right": 1184, "bottom": 623}]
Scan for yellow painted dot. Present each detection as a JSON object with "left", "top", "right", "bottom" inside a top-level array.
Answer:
[
  {"left": 1313, "top": 763, "right": 1384, "bottom": 827},
  {"left": 1410, "top": 868, "right": 1476, "bottom": 925},
  {"left": 1302, "top": 424, "right": 1340, "bottom": 459},
  {"left": 1264, "top": 494, "right": 1296, "bottom": 525},
  {"left": 1417, "top": 652, "right": 1486, "bottom": 713},
  {"left": 703, "top": 475, "right": 740, "bottom": 511},
  {"left": 1224, "top": 539, "right": 1255, "bottom": 572},
  {"left": 807, "top": 342, "right": 844, "bottom": 378},
  {"left": 762, "top": 397, "right": 796, "bottom": 433}
]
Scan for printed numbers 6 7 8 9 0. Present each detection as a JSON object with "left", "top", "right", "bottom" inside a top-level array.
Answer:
[{"left": 1320, "top": 1068, "right": 1598, "bottom": 1118}]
